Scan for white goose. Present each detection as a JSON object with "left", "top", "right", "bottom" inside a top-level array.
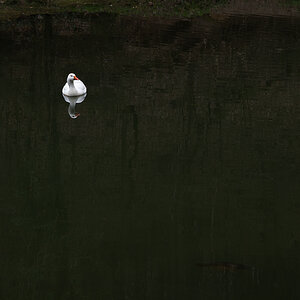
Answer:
[{"left": 62, "top": 73, "right": 87, "bottom": 96}]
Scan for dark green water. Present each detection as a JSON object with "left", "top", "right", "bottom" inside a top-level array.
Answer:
[{"left": 0, "top": 13, "right": 299, "bottom": 299}]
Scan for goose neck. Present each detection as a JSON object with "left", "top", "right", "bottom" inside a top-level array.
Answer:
[{"left": 68, "top": 79, "right": 75, "bottom": 87}]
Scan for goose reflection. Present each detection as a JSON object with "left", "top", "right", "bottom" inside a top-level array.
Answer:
[{"left": 62, "top": 93, "right": 87, "bottom": 119}]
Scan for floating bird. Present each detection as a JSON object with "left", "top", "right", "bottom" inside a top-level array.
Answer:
[{"left": 62, "top": 73, "right": 87, "bottom": 96}]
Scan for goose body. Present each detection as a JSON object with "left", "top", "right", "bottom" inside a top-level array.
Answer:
[{"left": 62, "top": 73, "right": 87, "bottom": 96}]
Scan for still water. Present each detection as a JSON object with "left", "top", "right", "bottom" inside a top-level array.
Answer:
[{"left": 0, "top": 13, "right": 299, "bottom": 299}]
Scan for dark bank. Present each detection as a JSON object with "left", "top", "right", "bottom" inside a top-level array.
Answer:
[{"left": 1, "top": 0, "right": 300, "bottom": 20}]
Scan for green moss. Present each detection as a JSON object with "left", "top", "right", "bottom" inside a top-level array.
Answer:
[{"left": 284, "top": 0, "right": 300, "bottom": 6}]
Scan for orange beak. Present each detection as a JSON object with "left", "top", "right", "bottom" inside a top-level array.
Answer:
[{"left": 74, "top": 75, "right": 79, "bottom": 80}]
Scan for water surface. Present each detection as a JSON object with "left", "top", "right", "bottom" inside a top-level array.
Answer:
[{"left": 0, "top": 13, "right": 299, "bottom": 299}]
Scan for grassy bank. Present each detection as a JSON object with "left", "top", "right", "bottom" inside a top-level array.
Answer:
[
  {"left": 0, "top": 0, "right": 226, "bottom": 20},
  {"left": 1, "top": 0, "right": 300, "bottom": 20}
]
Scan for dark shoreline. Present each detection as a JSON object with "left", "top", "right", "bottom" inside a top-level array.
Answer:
[{"left": 1, "top": 0, "right": 300, "bottom": 22}]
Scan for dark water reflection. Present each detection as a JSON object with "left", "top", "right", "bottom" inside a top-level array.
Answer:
[{"left": 0, "top": 13, "right": 299, "bottom": 299}]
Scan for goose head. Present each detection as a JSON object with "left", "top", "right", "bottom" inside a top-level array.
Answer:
[{"left": 67, "top": 73, "right": 79, "bottom": 84}]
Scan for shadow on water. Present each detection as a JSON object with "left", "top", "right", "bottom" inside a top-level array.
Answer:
[{"left": 0, "top": 12, "right": 299, "bottom": 300}]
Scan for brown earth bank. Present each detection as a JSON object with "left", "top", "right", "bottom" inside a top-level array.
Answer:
[{"left": 1, "top": 0, "right": 300, "bottom": 21}]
